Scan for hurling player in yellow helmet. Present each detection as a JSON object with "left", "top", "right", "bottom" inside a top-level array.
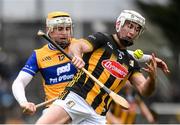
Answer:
[
  {"left": 12, "top": 11, "right": 78, "bottom": 115},
  {"left": 46, "top": 11, "right": 74, "bottom": 48}
]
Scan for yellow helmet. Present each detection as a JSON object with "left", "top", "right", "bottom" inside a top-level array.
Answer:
[
  {"left": 46, "top": 11, "right": 73, "bottom": 48},
  {"left": 46, "top": 11, "right": 73, "bottom": 29},
  {"left": 47, "top": 11, "right": 70, "bottom": 19}
]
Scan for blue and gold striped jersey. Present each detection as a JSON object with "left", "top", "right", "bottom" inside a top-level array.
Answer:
[{"left": 21, "top": 40, "right": 77, "bottom": 104}]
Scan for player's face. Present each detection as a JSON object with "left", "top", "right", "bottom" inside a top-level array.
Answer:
[
  {"left": 118, "top": 20, "right": 141, "bottom": 40},
  {"left": 49, "top": 24, "right": 72, "bottom": 44}
]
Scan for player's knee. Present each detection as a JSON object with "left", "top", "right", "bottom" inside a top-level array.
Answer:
[{"left": 36, "top": 105, "right": 71, "bottom": 124}]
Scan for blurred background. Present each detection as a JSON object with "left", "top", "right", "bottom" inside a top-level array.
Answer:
[{"left": 0, "top": 0, "right": 180, "bottom": 124}]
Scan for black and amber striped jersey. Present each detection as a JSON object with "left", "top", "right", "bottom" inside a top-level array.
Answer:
[{"left": 64, "top": 32, "right": 140, "bottom": 115}]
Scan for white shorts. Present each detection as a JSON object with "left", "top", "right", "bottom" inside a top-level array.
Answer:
[{"left": 53, "top": 91, "right": 106, "bottom": 124}]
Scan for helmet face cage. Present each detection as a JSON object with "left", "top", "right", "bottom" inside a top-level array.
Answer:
[
  {"left": 46, "top": 16, "right": 73, "bottom": 37},
  {"left": 116, "top": 10, "right": 145, "bottom": 38}
]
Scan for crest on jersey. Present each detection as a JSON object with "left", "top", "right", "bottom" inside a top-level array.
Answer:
[{"left": 102, "top": 60, "right": 128, "bottom": 79}]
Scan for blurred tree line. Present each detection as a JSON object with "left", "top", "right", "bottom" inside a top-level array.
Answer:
[{"left": 136, "top": 0, "right": 180, "bottom": 86}]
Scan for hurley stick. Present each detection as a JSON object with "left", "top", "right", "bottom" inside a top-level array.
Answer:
[{"left": 37, "top": 30, "right": 129, "bottom": 109}]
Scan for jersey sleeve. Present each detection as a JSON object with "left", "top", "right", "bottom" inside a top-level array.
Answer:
[
  {"left": 129, "top": 59, "right": 141, "bottom": 79},
  {"left": 21, "top": 51, "right": 39, "bottom": 76},
  {"left": 133, "top": 60, "right": 141, "bottom": 72},
  {"left": 85, "top": 32, "right": 107, "bottom": 50},
  {"left": 128, "top": 53, "right": 141, "bottom": 79}
]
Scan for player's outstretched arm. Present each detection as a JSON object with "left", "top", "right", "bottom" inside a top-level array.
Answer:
[
  {"left": 130, "top": 53, "right": 157, "bottom": 97},
  {"left": 128, "top": 50, "right": 170, "bottom": 74}
]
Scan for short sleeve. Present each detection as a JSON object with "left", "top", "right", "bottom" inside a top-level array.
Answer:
[
  {"left": 21, "top": 51, "right": 39, "bottom": 76},
  {"left": 85, "top": 32, "right": 107, "bottom": 50}
]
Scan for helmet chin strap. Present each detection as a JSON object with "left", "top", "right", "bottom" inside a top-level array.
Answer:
[{"left": 116, "top": 33, "right": 134, "bottom": 47}]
